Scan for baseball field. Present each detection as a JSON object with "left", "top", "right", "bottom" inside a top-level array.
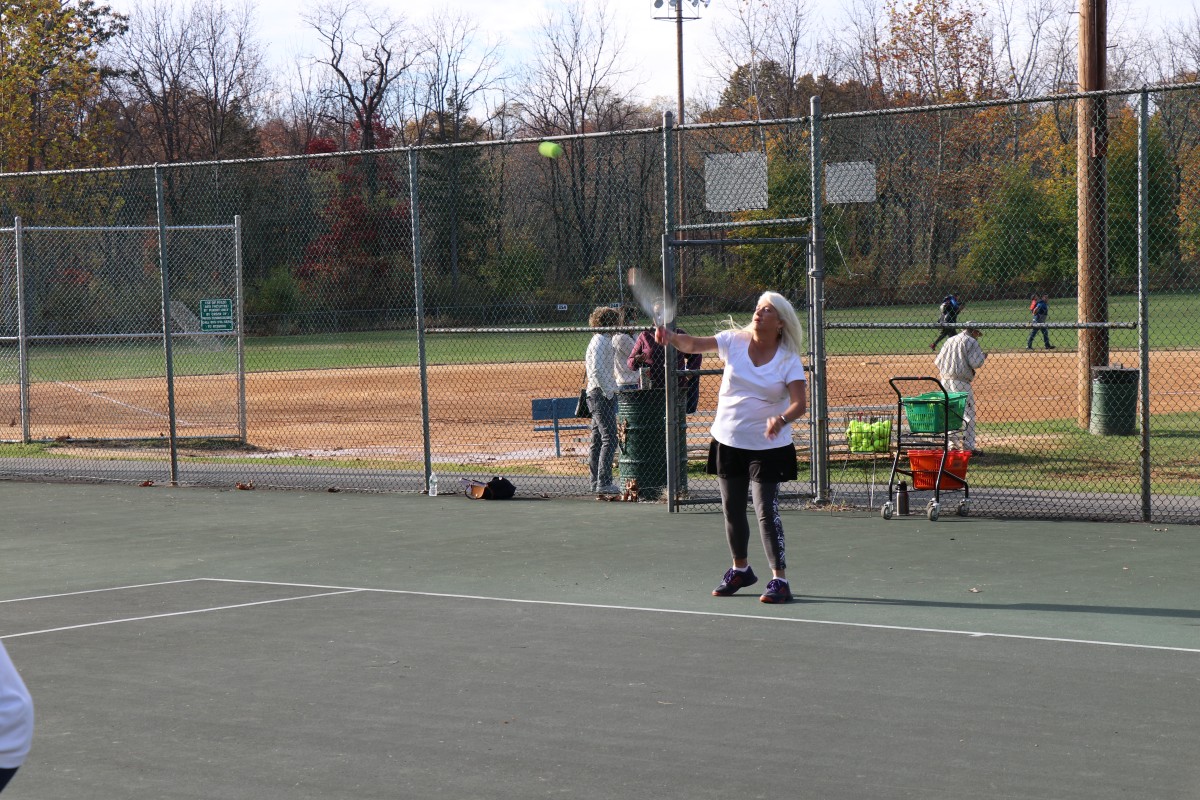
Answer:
[{"left": 3, "top": 348, "right": 1195, "bottom": 467}]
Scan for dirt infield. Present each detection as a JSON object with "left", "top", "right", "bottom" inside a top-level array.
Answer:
[{"left": 3, "top": 349, "right": 1197, "bottom": 464}]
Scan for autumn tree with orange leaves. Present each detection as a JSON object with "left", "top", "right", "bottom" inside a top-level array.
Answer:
[{"left": 0, "top": 0, "right": 126, "bottom": 172}]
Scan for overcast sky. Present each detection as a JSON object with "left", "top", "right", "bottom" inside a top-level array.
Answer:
[{"left": 111, "top": 0, "right": 1197, "bottom": 107}]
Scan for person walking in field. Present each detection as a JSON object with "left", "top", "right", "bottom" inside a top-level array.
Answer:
[
  {"left": 1027, "top": 294, "right": 1055, "bottom": 350},
  {"left": 655, "top": 291, "right": 807, "bottom": 604},
  {"left": 930, "top": 293, "right": 962, "bottom": 351},
  {"left": 934, "top": 322, "right": 987, "bottom": 455}
]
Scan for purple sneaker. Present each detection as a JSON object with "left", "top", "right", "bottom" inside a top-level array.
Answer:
[
  {"left": 712, "top": 566, "right": 758, "bottom": 596},
  {"left": 759, "top": 578, "right": 794, "bottom": 604}
]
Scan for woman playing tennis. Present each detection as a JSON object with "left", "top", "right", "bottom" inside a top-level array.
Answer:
[{"left": 656, "top": 291, "right": 807, "bottom": 603}]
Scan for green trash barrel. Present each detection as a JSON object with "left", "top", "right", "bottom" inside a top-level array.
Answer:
[
  {"left": 617, "top": 388, "right": 687, "bottom": 501},
  {"left": 1089, "top": 366, "right": 1139, "bottom": 436}
]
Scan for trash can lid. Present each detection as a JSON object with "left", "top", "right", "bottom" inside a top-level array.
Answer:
[{"left": 1091, "top": 365, "right": 1139, "bottom": 384}]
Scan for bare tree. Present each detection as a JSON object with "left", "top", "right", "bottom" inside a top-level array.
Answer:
[
  {"left": 190, "top": 0, "right": 267, "bottom": 157},
  {"left": 708, "top": 0, "right": 816, "bottom": 120},
  {"left": 1178, "top": 7, "right": 1200, "bottom": 76},
  {"left": 408, "top": 9, "right": 506, "bottom": 145},
  {"left": 1104, "top": 0, "right": 1170, "bottom": 89},
  {"left": 516, "top": 1, "right": 641, "bottom": 286},
  {"left": 839, "top": 0, "right": 890, "bottom": 102},
  {"left": 304, "top": 1, "right": 418, "bottom": 151},
  {"left": 518, "top": 1, "right": 636, "bottom": 135},
  {"left": 108, "top": 0, "right": 267, "bottom": 163},
  {"left": 264, "top": 58, "right": 339, "bottom": 154},
  {"left": 1142, "top": 12, "right": 1200, "bottom": 234},
  {"left": 989, "top": 0, "right": 1073, "bottom": 161},
  {"left": 991, "top": 0, "right": 1071, "bottom": 97},
  {"left": 112, "top": 0, "right": 198, "bottom": 163}
]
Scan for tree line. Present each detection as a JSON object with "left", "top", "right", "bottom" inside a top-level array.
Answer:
[
  {"left": 5, "top": 0, "right": 1199, "bottom": 167},
  {"left": 3, "top": 0, "right": 1200, "bottom": 327}
]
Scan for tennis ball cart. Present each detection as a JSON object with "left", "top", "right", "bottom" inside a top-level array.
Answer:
[{"left": 880, "top": 377, "right": 972, "bottom": 522}]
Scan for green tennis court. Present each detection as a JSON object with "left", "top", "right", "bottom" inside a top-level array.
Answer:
[{"left": 2, "top": 482, "right": 1197, "bottom": 799}]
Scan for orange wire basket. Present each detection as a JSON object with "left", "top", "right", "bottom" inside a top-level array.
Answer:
[{"left": 907, "top": 449, "right": 971, "bottom": 490}]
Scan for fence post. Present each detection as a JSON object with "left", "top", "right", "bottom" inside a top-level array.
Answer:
[
  {"left": 154, "top": 165, "right": 180, "bottom": 485},
  {"left": 663, "top": 111, "right": 681, "bottom": 512},
  {"left": 14, "top": 216, "right": 30, "bottom": 444},
  {"left": 809, "top": 96, "right": 830, "bottom": 505},
  {"left": 1137, "top": 89, "right": 1151, "bottom": 521},
  {"left": 409, "top": 149, "right": 433, "bottom": 493},
  {"left": 234, "top": 215, "right": 247, "bottom": 443}
]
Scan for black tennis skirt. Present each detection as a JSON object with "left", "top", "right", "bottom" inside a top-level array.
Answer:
[{"left": 706, "top": 440, "right": 798, "bottom": 483}]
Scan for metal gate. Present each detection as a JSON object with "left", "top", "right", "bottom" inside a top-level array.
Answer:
[{"left": 0, "top": 216, "right": 245, "bottom": 483}]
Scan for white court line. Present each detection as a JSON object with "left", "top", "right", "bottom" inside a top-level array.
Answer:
[
  {"left": 0, "top": 578, "right": 207, "bottom": 604},
  {"left": 54, "top": 381, "right": 195, "bottom": 427},
  {"left": 208, "top": 578, "right": 1200, "bottom": 655},
  {"left": 0, "top": 589, "right": 362, "bottom": 640},
  {"left": 4, "top": 578, "right": 1196, "bottom": 654}
]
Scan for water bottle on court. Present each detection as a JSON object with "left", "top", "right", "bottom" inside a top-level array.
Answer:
[{"left": 429, "top": 472, "right": 438, "bottom": 497}]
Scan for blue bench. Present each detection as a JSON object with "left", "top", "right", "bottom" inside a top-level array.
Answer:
[{"left": 532, "top": 397, "right": 590, "bottom": 457}]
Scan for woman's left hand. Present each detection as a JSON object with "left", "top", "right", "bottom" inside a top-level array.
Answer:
[{"left": 767, "top": 382, "right": 807, "bottom": 440}]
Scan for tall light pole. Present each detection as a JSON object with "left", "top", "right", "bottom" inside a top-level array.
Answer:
[
  {"left": 652, "top": 0, "right": 706, "bottom": 135},
  {"left": 653, "top": 0, "right": 708, "bottom": 294}
]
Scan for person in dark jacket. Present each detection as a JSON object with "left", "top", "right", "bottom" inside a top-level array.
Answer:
[
  {"left": 628, "top": 301, "right": 703, "bottom": 413},
  {"left": 930, "top": 294, "right": 962, "bottom": 351},
  {"left": 1026, "top": 294, "right": 1055, "bottom": 349}
]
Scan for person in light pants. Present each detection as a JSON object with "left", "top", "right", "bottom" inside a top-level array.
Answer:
[
  {"left": 934, "top": 323, "right": 987, "bottom": 454},
  {"left": 0, "top": 641, "right": 34, "bottom": 794},
  {"left": 585, "top": 305, "right": 621, "bottom": 495}
]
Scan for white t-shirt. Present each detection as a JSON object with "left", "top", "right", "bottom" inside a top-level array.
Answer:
[
  {"left": 585, "top": 333, "right": 617, "bottom": 399},
  {"left": 0, "top": 642, "right": 34, "bottom": 769},
  {"left": 710, "top": 329, "right": 806, "bottom": 450},
  {"left": 612, "top": 333, "right": 639, "bottom": 386}
]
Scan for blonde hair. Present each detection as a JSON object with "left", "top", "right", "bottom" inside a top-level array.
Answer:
[{"left": 724, "top": 292, "right": 805, "bottom": 355}]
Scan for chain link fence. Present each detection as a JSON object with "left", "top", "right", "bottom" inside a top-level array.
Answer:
[
  {"left": 1, "top": 85, "right": 1198, "bottom": 522},
  {"left": 811, "top": 86, "right": 1200, "bottom": 522}
]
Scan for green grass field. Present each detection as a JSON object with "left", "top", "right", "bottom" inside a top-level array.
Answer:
[
  {"left": 2, "top": 291, "right": 1192, "bottom": 382},
  {"left": 1, "top": 291, "right": 1194, "bottom": 499}
]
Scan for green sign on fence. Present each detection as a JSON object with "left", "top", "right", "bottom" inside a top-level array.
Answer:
[{"left": 200, "top": 298, "right": 234, "bottom": 332}]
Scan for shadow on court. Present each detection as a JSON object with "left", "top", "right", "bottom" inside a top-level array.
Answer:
[{"left": 2, "top": 482, "right": 1198, "bottom": 799}]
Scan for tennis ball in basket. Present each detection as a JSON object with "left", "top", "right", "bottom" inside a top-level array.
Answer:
[{"left": 538, "top": 141, "right": 563, "bottom": 159}]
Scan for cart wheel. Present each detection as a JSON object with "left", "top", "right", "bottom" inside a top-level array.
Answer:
[
  {"left": 927, "top": 502, "right": 940, "bottom": 522},
  {"left": 881, "top": 502, "right": 894, "bottom": 520},
  {"left": 957, "top": 500, "right": 971, "bottom": 517}
]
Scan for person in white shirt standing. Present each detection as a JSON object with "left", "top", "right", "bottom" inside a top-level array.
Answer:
[
  {"left": 612, "top": 318, "right": 640, "bottom": 391},
  {"left": 0, "top": 641, "right": 34, "bottom": 793},
  {"left": 656, "top": 292, "right": 807, "bottom": 604},
  {"left": 934, "top": 323, "right": 987, "bottom": 455},
  {"left": 585, "top": 306, "right": 622, "bottom": 495}
]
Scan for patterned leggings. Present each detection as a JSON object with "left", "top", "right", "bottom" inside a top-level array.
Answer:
[{"left": 717, "top": 476, "right": 786, "bottom": 572}]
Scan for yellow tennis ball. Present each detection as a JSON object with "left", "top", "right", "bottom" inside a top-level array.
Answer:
[{"left": 538, "top": 141, "right": 563, "bottom": 159}]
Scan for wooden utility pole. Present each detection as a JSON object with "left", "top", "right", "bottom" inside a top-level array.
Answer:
[{"left": 1077, "top": 0, "right": 1108, "bottom": 427}]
